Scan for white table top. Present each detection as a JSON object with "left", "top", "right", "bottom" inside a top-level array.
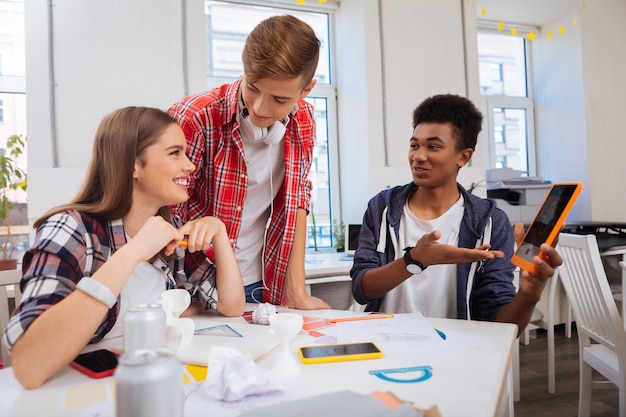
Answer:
[
  {"left": 304, "top": 251, "right": 353, "bottom": 279},
  {"left": 0, "top": 308, "right": 516, "bottom": 417}
]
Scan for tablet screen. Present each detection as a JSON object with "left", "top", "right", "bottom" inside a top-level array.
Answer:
[{"left": 515, "top": 183, "right": 580, "bottom": 263}]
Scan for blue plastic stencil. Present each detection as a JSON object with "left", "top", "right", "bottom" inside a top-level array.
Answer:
[{"left": 369, "top": 365, "right": 433, "bottom": 383}]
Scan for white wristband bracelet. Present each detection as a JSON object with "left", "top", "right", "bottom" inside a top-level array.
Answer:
[{"left": 76, "top": 278, "right": 117, "bottom": 309}]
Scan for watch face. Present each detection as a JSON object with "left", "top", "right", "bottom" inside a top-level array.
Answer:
[{"left": 404, "top": 247, "right": 424, "bottom": 274}]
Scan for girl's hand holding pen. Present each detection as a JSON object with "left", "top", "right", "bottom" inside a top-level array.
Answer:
[
  {"left": 177, "top": 216, "right": 229, "bottom": 253},
  {"left": 126, "top": 216, "right": 185, "bottom": 259}
]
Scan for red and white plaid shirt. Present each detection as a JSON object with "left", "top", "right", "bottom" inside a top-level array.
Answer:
[{"left": 169, "top": 77, "right": 315, "bottom": 305}]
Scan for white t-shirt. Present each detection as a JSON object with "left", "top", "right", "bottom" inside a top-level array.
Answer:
[
  {"left": 103, "top": 261, "right": 166, "bottom": 340},
  {"left": 380, "top": 195, "right": 465, "bottom": 317},
  {"left": 236, "top": 130, "right": 285, "bottom": 287}
]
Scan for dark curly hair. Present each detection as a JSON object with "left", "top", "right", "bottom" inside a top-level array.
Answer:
[{"left": 412, "top": 94, "right": 483, "bottom": 151}]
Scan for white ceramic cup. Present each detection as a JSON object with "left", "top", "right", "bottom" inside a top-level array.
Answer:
[
  {"left": 268, "top": 313, "right": 303, "bottom": 344},
  {"left": 159, "top": 289, "right": 194, "bottom": 351},
  {"left": 159, "top": 289, "right": 191, "bottom": 319}
]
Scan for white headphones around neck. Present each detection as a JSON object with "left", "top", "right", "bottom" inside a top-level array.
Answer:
[{"left": 237, "top": 106, "right": 287, "bottom": 146}]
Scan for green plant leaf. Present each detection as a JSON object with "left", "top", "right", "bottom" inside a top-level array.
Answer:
[{"left": 0, "top": 134, "right": 27, "bottom": 259}]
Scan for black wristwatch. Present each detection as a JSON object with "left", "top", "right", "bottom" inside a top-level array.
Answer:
[{"left": 403, "top": 247, "right": 427, "bottom": 274}]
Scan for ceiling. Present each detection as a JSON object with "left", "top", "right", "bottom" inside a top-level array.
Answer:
[{"left": 475, "top": 0, "right": 582, "bottom": 27}]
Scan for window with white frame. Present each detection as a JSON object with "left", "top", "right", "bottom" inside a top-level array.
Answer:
[
  {"left": 203, "top": 0, "right": 339, "bottom": 250},
  {"left": 0, "top": 0, "right": 29, "bottom": 259},
  {"left": 478, "top": 29, "right": 536, "bottom": 177},
  {"left": 0, "top": 0, "right": 27, "bottom": 166}
]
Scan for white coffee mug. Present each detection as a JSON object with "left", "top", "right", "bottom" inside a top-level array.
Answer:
[
  {"left": 268, "top": 313, "right": 303, "bottom": 344},
  {"left": 159, "top": 289, "right": 191, "bottom": 319}
]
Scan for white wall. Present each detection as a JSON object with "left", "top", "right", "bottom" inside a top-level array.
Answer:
[
  {"left": 25, "top": 0, "right": 186, "bottom": 221},
  {"left": 533, "top": 9, "right": 590, "bottom": 221},
  {"left": 531, "top": 0, "right": 626, "bottom": 222},
  {"left": 580, "top": 0, "right": 626, "bottom": 221},
  {"left": 24, "top": 0, "right": 626, "bottom": 230},
  {"left": 336, "top": 0, "right": 484, "bottom": 223},
  {"left": 333, "top": 0, "right": 382, "bottom": 224}
]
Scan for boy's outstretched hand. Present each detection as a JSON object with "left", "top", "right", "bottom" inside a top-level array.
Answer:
[{"left": 411, "top": 229, "right": 505, "bottom": 268}]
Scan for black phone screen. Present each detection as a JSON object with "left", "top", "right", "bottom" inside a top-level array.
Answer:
[
  {"left": 300, "top": 342, "right": 380, "bottom": 358},
  {"left": 73, "top": 349, "right": 119, "bottom": 373}
]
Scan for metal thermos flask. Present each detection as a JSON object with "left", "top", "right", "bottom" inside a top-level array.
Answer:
[{"left": 115, "top": 347, "right": 183, "bottom": 417}]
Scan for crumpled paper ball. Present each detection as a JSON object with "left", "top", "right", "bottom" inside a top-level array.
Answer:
[
  {"left": 204, "top": 346, "right": 282, "bottom": 402},
  {"left": 252, "top": 302, "right": 277, "bottom": 325}
]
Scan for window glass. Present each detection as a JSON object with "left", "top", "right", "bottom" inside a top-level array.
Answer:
[
  {"left": 478, "top": 32, "right": 527, "bottom": 97},
  {"left": 0, "top": 0, "right": 27, "bottom": 183},
  {"left": 306, "top": 96, "right": 331, "bottom": 248},
  {"left": 492, "top": 107, "right": 529, "bottom": 173},
  {"left": 478, "top": 30, "right": 535, "bottom": 176},
  {"left": 205, "top": 1, "right": 330, "bottom": 84},
  {"left": 0, "top": 0, "right": 28, "bottom": 260}
]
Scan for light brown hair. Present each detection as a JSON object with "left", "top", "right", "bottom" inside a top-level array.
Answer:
[
  {"left": 242, "top": 15, "right": 320, "bottom": 89},
  {"left": 34, "top": 107, "right": 177, "bottom": 228}
]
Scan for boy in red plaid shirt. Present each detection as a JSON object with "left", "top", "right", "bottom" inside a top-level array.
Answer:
[{"left": 169, "top": 15, "right": 329, "bottom": 309}]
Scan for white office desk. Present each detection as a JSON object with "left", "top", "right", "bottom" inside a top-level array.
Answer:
[
  {"left": 304, "top": 251, "right": 353, "bottom": 279},
  {"left": 304, "top": 252, "right": 356, "bottom": 310},
  {"left": 0, "top": 308, "right": 516, "bottom": 417},
  {"left": 263, "top": 312, "right": 517, "bottom": 417}
]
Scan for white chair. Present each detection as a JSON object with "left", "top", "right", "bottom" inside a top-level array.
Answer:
[
  {"left": 618, "top": 260, "right": 626, "bottom": 326},
  {"left": 558, "top": 233, "right": 626, "bottom": 417},
  {"left": 511, "top": 268, "right": 559, "bottom": 398},
  {"left": 0, "top": 269, "right": 22, "bottom": 367}
]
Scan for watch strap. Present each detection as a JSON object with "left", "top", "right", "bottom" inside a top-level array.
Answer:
[{"left": 403, "top": 247, "right": 427, "bottom": 271}]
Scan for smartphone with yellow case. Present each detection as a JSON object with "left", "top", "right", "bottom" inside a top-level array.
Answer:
[{"left": 298, "top": 342, "right": 383, "bottom": 364}]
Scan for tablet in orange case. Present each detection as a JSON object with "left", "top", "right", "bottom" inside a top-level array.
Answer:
[{"left": 511, "top": 182, "right": 583, "bottom": 274}]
